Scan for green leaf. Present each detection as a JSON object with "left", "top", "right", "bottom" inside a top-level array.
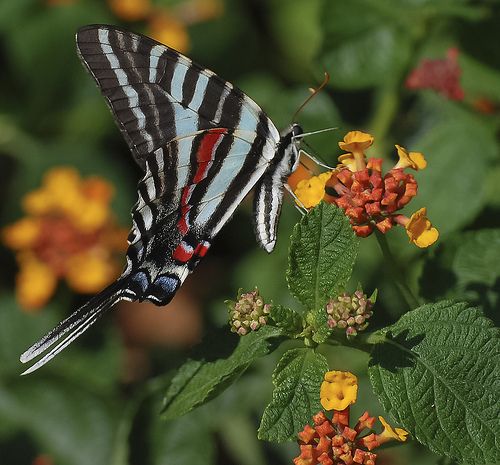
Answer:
[
  {"left": 409, "top": 98, "right": 498, "bottom": 235},
  {"left": 319, "top": 0, "right": 412, "bottom": 89},
  {"left": 162, "top": 326, "right": 283, "bottom": 419},
  {"left": 368, "top": 301, "right": 500, "bottom": 464},
  {"left": 269, "top": 305, "right": 304, "bottom": 336},
  {"left": 420, "top": 229, "right": 500, "bottom": 320},
  {"left": 150, "top": 413, "right": 215, "bottom": 465},
  {"left": 287, "top": 203, "right": 359, "bottom": 311},
  {"left": 258, "top": 348, "right": 328, "bottom": 442},
  {"left": 0, "top": 378, "right": 118, "bottom": 465}
]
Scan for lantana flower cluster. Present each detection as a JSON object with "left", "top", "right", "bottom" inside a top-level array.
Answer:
[
  {"left": 226, "top": 288, "right": 271, "bottom": 335},
  {"left": 326, "top": 289, "right": 374, "bottom": 339},
  {"left": 294, "top": 371, "right": 408, "bottom": 465},
  {"left": 2, "top": 167, "right": 127, "bottom": 310},
  {"left": 292, "top": 131, "right": 438, "bottom": 248},
  {"left": 406, "top": 48, "right": 464, "bottom": 101}
]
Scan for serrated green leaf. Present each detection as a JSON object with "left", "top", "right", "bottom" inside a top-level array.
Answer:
[
  {"left": 269, "top": 305, "right": 304, "bottom": 336},
  {"left": 368, "top": 301, "right": 500, "bottom": 464},
  {"left": 162, "top": 326, "right": 283, "bottom": 419},
  {"left": 258, "top": 348, "right": 328, "bottom": 442},
  {"left": 287, "top": 203, "right": 359, "bottom": 311}
]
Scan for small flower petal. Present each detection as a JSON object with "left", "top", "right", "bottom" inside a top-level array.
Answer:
[
  {"left": 2, "top": 217, "right": 40, "bottom": 249},
  {"left": 394, "top": 145, "right": 427, "bottom": 170},
  {"left": 405, "top": 207, "right": 439, "bottom": 248},
  {"left": 294, "top": 172, "right": 333, "bottom": 208},
  {"left": 320, "top": 370, "right": 358, "bottom": 411},
  {"left": 379, "top": 416, "right": 409, "bottom": 442},
  {"left": 338, "top": 131, "right": 374, "bottom": 152}
]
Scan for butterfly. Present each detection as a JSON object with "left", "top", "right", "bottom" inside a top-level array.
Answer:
[{"left": 20, "top": 24, "right": 306, "bottom": 374}]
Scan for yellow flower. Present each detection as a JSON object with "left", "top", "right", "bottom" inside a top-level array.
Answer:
[
  {"left": 148, "top": 12, "right": 190, "bottom": 53},
  {"left": 108, "top": 0, "right": 152, "bottom": 21},
  {"left": 16, "top": 254, "right": 58, "bottom": 311},
  {"left": 338, "top": 152, "right": 364, "bottom": 172},
  {"left": 320, "top": 370, "right": 358, "bottom": 411},
  {"left": 394, "top": 145, "right": 427, "bottom": 170},
  {"left": 379, "top": 416, "right": 409, "bottom": 442},
  {"left": 338, "top": 131, "right": 374, "bottom": 153},
  {"left": 3, "top": 166, "right": 127, "bottom": 310},
  {"left": 405, "top": 207, "right": 439, "bottom": 248},
  {"left": 294, "top": 172, "right": 332, "bottom": 209}
]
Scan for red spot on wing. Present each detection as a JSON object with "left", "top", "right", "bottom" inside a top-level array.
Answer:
[
  {"left": 173, "top": 241, "right": 194, "bottom": 263},
  {"left": 194, "top": 241, "right": 211, "bottom": 258}
]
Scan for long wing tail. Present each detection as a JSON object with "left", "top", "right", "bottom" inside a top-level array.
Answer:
[{"left": 20, "top": 279, "right": 132, "bottom": 375}]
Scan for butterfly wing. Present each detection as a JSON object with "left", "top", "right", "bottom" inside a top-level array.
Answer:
[{"left": 20, "top": 25, "right": 281, "bottom": 373}]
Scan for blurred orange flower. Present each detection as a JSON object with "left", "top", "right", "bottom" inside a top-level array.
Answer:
[
  {"left": 108, "top": 0, "right": 224, "bottom": 54},
  {"left": 3, "top": 167, "right": 128, "bottom": 311}
]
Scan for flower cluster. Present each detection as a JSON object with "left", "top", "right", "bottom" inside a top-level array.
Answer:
[
  {"left": 293, "top": 131, "right": 438, "bottom": 248},
  {"left": 294, "top": 371, "right": 408, "bottom": 465},
  {"left": 406, "top": 48, "right": 464, "bottom": 101},
  {"left": 226, "top": 288, "right": 271, "bottom": 336},
  {"left": 2, "top": 167, "right": 128, "bottom": 310},
  {"left": 326, "top": 290, "right": 374, "bottom": 339},
  {"left": 108, "top": 0, "right": 223, "bottom": 53}
]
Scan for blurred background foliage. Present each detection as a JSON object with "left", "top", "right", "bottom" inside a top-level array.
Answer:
[{"left": 0, "top": 0, "right": 499, "bottom": 464}]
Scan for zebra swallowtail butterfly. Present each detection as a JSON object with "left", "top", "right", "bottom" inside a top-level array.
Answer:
[{"left": 20, "top": 24, "right": 304, "bottom": 374}]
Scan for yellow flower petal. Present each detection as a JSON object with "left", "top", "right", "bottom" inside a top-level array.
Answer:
[
  {"left": 82, "top": 177, "right": 114, "bottom": 204},
  {"left": 379, "top": 416, "right": 409, "bottom": 442},
  {"left": 405, "top": 207, "right": 439, "bottom": 248},
  {"left": 338, "top": 131, "right": 374, "bottom": 152},
  {"left": 320, "top": 370, "right": 358, "bottom": 411},
  {"left": 394, "top": 145, "right": 427, "bottom": 170},
  {"left": 294, "top": 172, "right": 332, "bottom": 208},
  {"left": 22, "top": 189, "right": 54, "bottom": 216},
  {"left": 16, "top": 255, "right": 57, "bottom": 311},
  {"left": 70, "top": 200, "right": 110, "bottom": 233},
  {"left": 2, "top": 217, "right": 40, "bottom": 250},
  {"left": 65, "top": 251, "right": 119, "bottom": 294}
]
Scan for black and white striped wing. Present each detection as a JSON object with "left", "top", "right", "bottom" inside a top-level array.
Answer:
[{"left": 76, "top": 25, "right": 280, "bottom": 170}]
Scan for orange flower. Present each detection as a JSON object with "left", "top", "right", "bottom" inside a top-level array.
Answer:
[
  {"left": 108, "top": 0, "right": 152, "bottom": 21},
  {"left": 2, "top": 167, "right": 128, "bottom": 311},
  {"left": 148, "top": 11, "right": 190, "bottom": 53}
]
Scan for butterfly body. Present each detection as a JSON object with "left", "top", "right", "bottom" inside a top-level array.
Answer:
[{"left": 20, "top": 25, "right": 302, "bottom": 374}]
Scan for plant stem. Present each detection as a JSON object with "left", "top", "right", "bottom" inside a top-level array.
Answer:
[{"left": 375, "top": 231, "right": 420, "bottom": 309}]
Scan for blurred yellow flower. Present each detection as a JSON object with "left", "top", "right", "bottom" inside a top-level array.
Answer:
[
  {"left": 320, "top": 370, "right": 358, "bottom": 411},
  {"left": 148, "top": 11, "right": 191, "bottom": 53},
  {"left": 108, "top": 0, "right": 152, "bottom": 21},
  {"left": 2, "top": 167, "right": 128, "bottom": 311}
]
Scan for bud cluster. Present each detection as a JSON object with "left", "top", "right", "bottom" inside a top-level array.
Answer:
[
  {"left": 326, "top": 290, "right": 374, "bottom": 338},
  {"left": 227, "top": 288, "right": 271, "bottom": 336}
]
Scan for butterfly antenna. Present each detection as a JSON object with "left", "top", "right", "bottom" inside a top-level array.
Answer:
[{"left": 292, "top": 72, "right": 330, "bottom": 122}]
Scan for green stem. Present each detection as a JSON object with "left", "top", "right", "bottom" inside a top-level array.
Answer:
[{"left": 375, "top": 231, "right": 420, "bottom": 309}]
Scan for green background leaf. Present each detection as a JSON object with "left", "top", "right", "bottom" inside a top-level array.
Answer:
[{"left": 369, "top": 301, "right": 500, "bottom": 463}]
